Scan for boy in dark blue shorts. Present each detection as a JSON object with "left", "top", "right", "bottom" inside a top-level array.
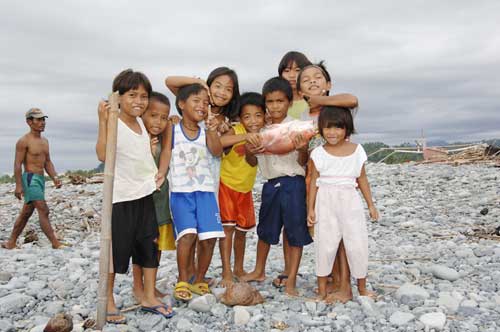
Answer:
[{"left": 241, "top": 77, "right": 312, "bottom": 296}]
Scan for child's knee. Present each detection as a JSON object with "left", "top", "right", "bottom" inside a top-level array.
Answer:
[
  {"left": 199, "top": 238, "right": 217, "bottom": 249},
  {"left": 178, "top": 233, "right": 196, "bottom": 246}
]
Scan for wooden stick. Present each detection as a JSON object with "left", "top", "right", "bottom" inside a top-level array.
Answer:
[{"left": 96, "top": 92, "right": 119, "bottom": 329}]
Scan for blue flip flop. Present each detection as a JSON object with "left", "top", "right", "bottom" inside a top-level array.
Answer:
[{"left": 141, "top": 304, "right": 175, "bottom": 319}]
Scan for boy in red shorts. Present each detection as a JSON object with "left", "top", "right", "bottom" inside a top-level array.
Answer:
[{"left": 218, "top": 92, "right": 265, "bottom": 287}]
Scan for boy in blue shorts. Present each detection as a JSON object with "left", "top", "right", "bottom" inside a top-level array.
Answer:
[
  {"left": 241, "top": 77, "right": 313, "bottom": 296},
  {"left": 159, "top": 83, "right": 224, "bottom": 301}
]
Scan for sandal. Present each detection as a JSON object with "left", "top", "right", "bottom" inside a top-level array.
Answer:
[
  {"left": 141, "top": 304, "right": 175, "bottom": 318},
  {"left": 174, "top": 281, "right": 192, "bottom": 302},
  {"left": 189, "top": 282, "right": 211, "bottom": 295},
  {"left": 106, "top": 311, "right": 127, "bottom": 324},
  {"left": 272, "top": 274, "right": 288, "bottom": 288}
]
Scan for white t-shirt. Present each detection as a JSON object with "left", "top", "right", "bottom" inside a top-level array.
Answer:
[
  {"left": 113, "top": 117, "right": 158, "bottom": 203},
  {"left": 310, "top": 144, "right": 367, "bottom": 187},
  {"left": 256, "top": 116, "right": 306, "bottom": 180}
]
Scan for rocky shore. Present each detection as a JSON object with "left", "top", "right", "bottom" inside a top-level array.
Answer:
[{"left": 1, "top": 163, "right": 499, "bottom": 332}]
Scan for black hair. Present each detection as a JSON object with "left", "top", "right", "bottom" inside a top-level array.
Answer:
[
  {"left": 278, "top": 51, "right": 312, "bottom": 76},
  {"left": 238, "top": 92, "right": 265, "bottom": 116},
  {"left": 262, "top": 77, "right": 293, "bottom": 101},
  {"left": 175, "top": 83, "right": 207, "bottom": 115},
  {"left": 150, "top": 91, "right": 170, "bottom": 108},
  {"left": 318, "top": 106, "right": 356, "bottom": 138},
  {"left": 296, "top": 61, "right": 332, "bottom": 96},
  {"left": 206, "top": 67, "right": 240, "bottom": 121},
  {"left": 112, "top": 69, "right": 152, "bottom": 97}
]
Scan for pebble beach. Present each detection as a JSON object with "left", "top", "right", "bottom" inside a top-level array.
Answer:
[{"left": 1, "top": 163, "right": 499, "bottom": 332}]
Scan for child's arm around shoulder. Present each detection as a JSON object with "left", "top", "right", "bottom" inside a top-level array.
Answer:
[
  {"left": 307, "top": 93, "right": 358, "bottom": 109},
  {"left": 165, "top": 76, "right": 209, "bottom": 96},
  {"left": 95, "top": 100, "right": 110, "bottom": 162},
  {"left": 220, "top": 127, "right": 262, "bottom": 150}
]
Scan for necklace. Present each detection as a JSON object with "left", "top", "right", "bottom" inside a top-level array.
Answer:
[{"left": 182, "top": 121, "right": 198, "bottom": 131}]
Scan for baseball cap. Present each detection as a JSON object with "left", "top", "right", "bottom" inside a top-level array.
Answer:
[{"left": 25, "top": 108, "right": 48, "bottom": 119}]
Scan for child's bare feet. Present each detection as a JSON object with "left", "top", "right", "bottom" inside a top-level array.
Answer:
[
  {"left": 325, "top": 290, "right": 352, "bottom": 304},
  {"left": 1, "top": 241, "right": 16, "bottom": 249},
  {"left": 133, "top": 289, "right": 144, "bottom": 303},
  {"left": 239, "top": 270, "right": 265, "bottom": 282},
  {"left": 359, "top": 289, "right": 378, "bottom": 300},
  {"left": 233, "top": 269, "right": 247, "bottom": 280},
  {"left": 284, "top": 286, "right": 299, "bottom": 297},
  {"left": 219, "top": 271, "right": 234, "bottom": 288},
  {"left": 155, "top": 288, "right": 167, "bottom": 299},
  {"left": 314, "top": 281, "right": 339, "bottom": 294}
]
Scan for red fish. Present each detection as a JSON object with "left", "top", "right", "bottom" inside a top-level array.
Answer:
[{"left": 259, "top": 120, "right": 317, "bottom": 155}]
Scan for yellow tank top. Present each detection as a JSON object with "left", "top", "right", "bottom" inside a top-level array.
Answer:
[
  {"left": 220, "top": 123, "right": 257, "bottom": 193},
  {"left": 287, "top": 99, "right": 309, "bottom": 120}
]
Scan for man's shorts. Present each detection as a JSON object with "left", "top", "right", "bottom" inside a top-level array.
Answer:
[
  {"left": 157, "top": 223, "right": 176, "bottom": 251},
  {"left": 218, "top": 181, "right": 256, "bottom": 232},
  {"left": 111, "top": 194, "right": 159, "bottom": 274},
  {"left": 257, "top": 175, "right": 313, "bottom": 247},
  {"left": 22, "top": 172, "right": 45, "bottom": 203},
  {"left": 170, "top": 191, "right": 225, "bottom": 241}
]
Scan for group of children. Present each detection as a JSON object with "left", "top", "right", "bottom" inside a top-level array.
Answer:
[{"left": 94, "top": 51, "right": 379, "bottom": 323}]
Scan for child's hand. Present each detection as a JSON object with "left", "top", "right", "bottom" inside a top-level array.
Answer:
[
  {"left": 205, "top": 106, "right": 219, "bottom": 132},
  {"left": 217, "top": 119, "right": 231, "bottom": 134},
  {"left": 245, "top": 142, "right": 265, "bottom": 155},
  {"left": 307, "top": 210, "right": 316, "bottom": 227},
  {"left": 292, "top": 133, "right": 308, "bottom": 152},
  {"left": 150, "top": 136, "right": 159, "bottom": 157},
  {"left": 368, "top": 205, "right": 379, "bottom": 222},
  {"left": 246, "top": 133, "right": 262, "bottom": 148},
  {"left": 169, "top": 115, "right": 181, "bottom": 125},
  {"left": 53, "top": 178, "right": 62, "bottom": 189},
  {"left": 97, "top": 100, "right": 110, "bottom": 122},
  {"left": 155, "top": 173, "right": 165, "bottom": 190}
]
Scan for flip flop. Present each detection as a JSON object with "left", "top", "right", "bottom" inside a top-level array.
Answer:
[
  {"left": 106, "top": 312, "right": 127, "bottom": 324},
  {"left": 272, "top": 274, "right": 288, "bottom": 288},
  {"left": 189, "top": 282, "right": 211, "bottom": 295},
  {"left": 141, "top": 304, "right": 175, "bottom": 319},
  {"left": 174, "top": 281, "right": 192, "bottom": 302}
]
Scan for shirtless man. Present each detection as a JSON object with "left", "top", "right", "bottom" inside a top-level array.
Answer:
[{"left": 2, "top": 108, "right": 63, "bottom": 249}]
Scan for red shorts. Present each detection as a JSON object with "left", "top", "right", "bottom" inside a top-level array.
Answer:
[{"left": 218, "top": 181, "right": 256, "bottom": 232}]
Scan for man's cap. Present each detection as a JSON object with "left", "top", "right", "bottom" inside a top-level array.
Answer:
[{"left": 25, "top": 108, "right": 48, "bottom": 119}]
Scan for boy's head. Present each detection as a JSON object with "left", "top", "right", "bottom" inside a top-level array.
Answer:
[
  {"left": 318, "top": 106, "right": 355, "bottom": 139},
  {"left": 176, "top": 83, "right": 210, "bottom": 122},
  {"left": 207, "top": 67, "right": 240, "bottom": 120},
  {"left": 112, "top": 69, "right": 152, "bottom": 118},
  {"left": 25, "top": 108, "right": 47, "bottom": 132},
  {"left": 238, "top": 92, "right": 265, "bottom": 133},
  {"left": 262, "top": 77, "right": 292, "bottom": 122},
  {"left": 142, "top": 92, "right": 171, "bottom": 136},
  {"left": 278, "top": 51, "right": 312, "bottom": 92},
  {"left": 297, "top": 61, "right": 332, "bottom": 96}
]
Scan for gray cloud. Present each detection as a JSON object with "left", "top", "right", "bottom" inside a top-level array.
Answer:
[{"left": 1, "top": 0, "right": 499, "bottom": 172}]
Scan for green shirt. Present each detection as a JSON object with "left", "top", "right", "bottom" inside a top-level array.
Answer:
[
  {"left": 152, "top": 142, "right": 172, "bottom": 226},
  {"left": 287, "top": 99, "right": 309, "bottom": 120}
]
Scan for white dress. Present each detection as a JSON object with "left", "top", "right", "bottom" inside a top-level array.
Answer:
[{"left": 310, "top": 144, "right": 369, "bottom": 278}]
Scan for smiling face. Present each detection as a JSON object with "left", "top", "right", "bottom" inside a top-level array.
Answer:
[
  {"left": 119, "top": 85, "right": 149, "bottom": 118},
  {"left": 264, "top": 90, "right": 290, "bottom": 123},
  {"left": 142, "top": 100, "right": 170, "bottom": 136},
  {"left": 209, "top": 74, "right": 234, "bottom": 107},
  {"left": 322, "top": 125, "right": 347, "bottom": 146},
  {"left": 179, "top": 89, "right": 210, "bottom": 123},
  {"left": 281, "top": 61, "right": 301, "bottom": 92},
  {"left": 299, "top": 66, "right": 332, "bottom": 96},
  {"left": 240, "top": 105, "right": 265, "bottom": 133}
]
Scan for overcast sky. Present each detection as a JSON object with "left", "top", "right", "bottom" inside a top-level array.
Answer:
[{"left": 1, "top": 1, "right": 499, "bottom": 173}]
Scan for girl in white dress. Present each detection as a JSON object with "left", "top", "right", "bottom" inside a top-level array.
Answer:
[{"left": 307, "top": 106, "right": 379, "bottom": 302}]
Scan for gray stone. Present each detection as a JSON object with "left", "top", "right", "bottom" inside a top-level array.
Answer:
[
  {"left": 395, "top": 283, "right": 429, "bottom": 302},
  {"left": 141, "top": 313, "right": 165, "bottom": 331},
  {"left": 176, "top": 318, "right": 193, "bottom": 331},
  {"left": 188, "top": 294, "right": 216, "bottom": 313},
  {"left": 45, "top": 301, "right": 64, "bottom": 316},
  {"left": 0, "top": 272, "right": 13, "bottom": 283},
  {"left": 437, "top": 292, "right": 459, "bottom": 313},
  {"left": 234, "top": 306, "right": 250, "bottom": 325},
  {"left": 389, "top": 311, "right": 415, "bottom": 326},
  {"left": 357, "top": 296, "right": 380, "bottom": 317},
  {"left": 0, "top": 293, "right": 33, "bottom": 314},
  {"left": 431, "top": 265, "right": 460, "bottom": 282},
  {"left": 210, "top": 303, "right": 227, "bottom": 318},
  {"left": 0, "top": 319, "right": 14, "bottom": 332},
  {"left": 305, "top": 301, "right": 316, "bottom": 314},
  {"left": 419, "top": 312, "right": 446, "bottom": 331}
]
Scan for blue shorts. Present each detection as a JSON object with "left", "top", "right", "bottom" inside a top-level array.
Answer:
[
  {"left": 257, "top": 176, "right": 313, "bottom": 247},
  {"left": 170, "top": 191, "right": 225, "bottom": 241}
]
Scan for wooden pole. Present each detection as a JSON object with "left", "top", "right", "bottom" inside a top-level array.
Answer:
[{"left": 96, "top": 92, "right": 119, "bottom": 329}]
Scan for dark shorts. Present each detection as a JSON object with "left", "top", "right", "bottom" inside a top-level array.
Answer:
[
  {"left": 257, "top": 175, "right": 313, "bottom": 247},
  {"left": 112, "top": 194, "right": 159, "bottom": 274}
]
